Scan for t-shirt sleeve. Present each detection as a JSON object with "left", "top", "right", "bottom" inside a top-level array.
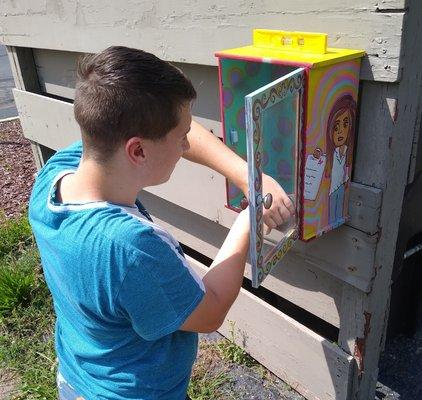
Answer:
[{"left": 116, "top": 233, "right": 205, "bottom": 341}]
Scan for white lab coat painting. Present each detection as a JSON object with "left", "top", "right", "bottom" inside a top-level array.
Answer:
[
  {"left": 328, "top": 146, "right": 349, "bottom": 224},
  {"left": 325, "top": 94, "right": 356, "bottom": 225},
  {"left": 306, "top": 94, "right": 357, "bottom": 227}
]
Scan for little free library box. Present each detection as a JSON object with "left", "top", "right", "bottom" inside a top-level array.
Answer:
[{"left": 216, "top": 30, "right": 364, "bottom": 287}]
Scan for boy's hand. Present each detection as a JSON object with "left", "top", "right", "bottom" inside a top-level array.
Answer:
[{"left": 261, "top": 174, "right": 295, "bottom": 233}]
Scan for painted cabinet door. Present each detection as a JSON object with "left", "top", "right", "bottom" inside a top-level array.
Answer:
[{"left": 245, "top": 68, "right": 305, "bottom": 287}]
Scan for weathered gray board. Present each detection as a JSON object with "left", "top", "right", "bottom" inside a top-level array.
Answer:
[
  {"left": 353, "top": 81, "right": 400, "bottom": 188},
  {"left": 32, "top": 49, "right": 223, "bottom": 138},
  {"left": 0, "top": 1, "right": 405, "bottom": 82},
  {"left": 187, "top": 255, "right": 355, "bottom": 400},
  {"left": 6, "top": 46, "right": 55, "bottom": 169},
  {"left": 343, "top": 1, "right": 422, "bottom": 397},
  {"left": 32, "top": 49, "right": 223, "bottom": 134},
  {"left": 13, "top": 88, "right": 380, "bottom": 293}
]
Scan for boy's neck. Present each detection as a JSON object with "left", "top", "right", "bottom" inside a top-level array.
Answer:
[{"left": 58, "top": 156, "right": 140, "bottom": 207}]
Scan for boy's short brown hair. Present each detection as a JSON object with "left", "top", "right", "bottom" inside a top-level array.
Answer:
[{"left": 74, "top": 46, "right": 196, "bottom": 161}]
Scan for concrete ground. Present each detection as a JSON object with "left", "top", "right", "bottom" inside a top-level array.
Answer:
[
  {"left": 0, "top": 45, "right": 18, "bottom": 120},
  {"left": 1, "top": 44, "right": 420, "bottom": 400}
]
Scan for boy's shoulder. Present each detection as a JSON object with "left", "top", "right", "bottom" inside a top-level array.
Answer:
[
  {"left": 103, "top": 206, "right": 182, "bottom": 261},
  {"left": 31, "top": 141, "right": 82, "bottom": 196},
  {"left": 89, "top": 206, "right": 161, "bottom": 252},
  {"left": 39, "top": 141, "right": 83, "bottom": 176}
]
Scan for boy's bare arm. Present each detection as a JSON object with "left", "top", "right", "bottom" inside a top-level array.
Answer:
[
  {"left": 180, "top": 209, "right": 250, "bottom": 333},
  {"left": 184, "top": 120, "right": 295, "bottom": 229},
  {"left": 184, "top": 120, "right": 249, "bottom": 197}
]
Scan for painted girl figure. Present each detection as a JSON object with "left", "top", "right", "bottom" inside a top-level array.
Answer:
[{"left": 325, "top": 94, "right": 357, "bottom": 225}]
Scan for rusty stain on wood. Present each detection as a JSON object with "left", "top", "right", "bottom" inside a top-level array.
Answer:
[{"left": 354, "top": 311, "right": 372, "bottom": 377}]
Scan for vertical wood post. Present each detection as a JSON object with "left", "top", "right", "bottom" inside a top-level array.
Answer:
[
  {"left": 338, "top": 1, "right": 422, "bottom": 398},
  {"left": 6, "top": 45, "right": 54, "bottom": 168}
]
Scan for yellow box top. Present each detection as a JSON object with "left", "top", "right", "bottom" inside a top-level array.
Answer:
[{"left": 216, "top": 30, "right": 365, "bottom": 68}]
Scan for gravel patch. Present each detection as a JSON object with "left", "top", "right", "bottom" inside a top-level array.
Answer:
[
  {"left": 376, "top": 307, "right": 422, "bottom": 400},
  {"left": 199, "top": 332, "right": 305, "bottom": 400},
  {"left": 0, "top": 119, "right": 37, "bottom": 218}
]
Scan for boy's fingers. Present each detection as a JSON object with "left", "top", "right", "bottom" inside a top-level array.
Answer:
[
  {"left": 262, "top": 201, "right": 290, "bottom": 228},
  {"left": 264, "top": 206, "right": 283, "bottom": 227},
  {"left": 264, "top": 216, "right": 278, "bottom": 231},
  {"left": 264, "top": 223, "right": 272, "bottom": 235},
  {"left": 277, "top": 206, "right": 291, "bottom": 224},
  {"left": 282, "top": 195, "right": 295, "bottom": 215}
]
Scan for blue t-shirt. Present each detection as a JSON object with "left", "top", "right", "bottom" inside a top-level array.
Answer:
[{"left": 29, "top": 141, "right": 205, "bottom": 399}]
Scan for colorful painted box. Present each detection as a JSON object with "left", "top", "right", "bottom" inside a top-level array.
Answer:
[{"left": 216, "top": 30, "right": 365, "bottom": 287}]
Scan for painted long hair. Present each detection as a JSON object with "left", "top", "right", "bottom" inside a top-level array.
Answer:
[{"left": 325, "top": 94, "right": 357, "bottom": 179}]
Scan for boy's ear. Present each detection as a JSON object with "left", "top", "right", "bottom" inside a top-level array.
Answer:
[{"left": 126, "top": 137, "right": 146, "bottom": 166}]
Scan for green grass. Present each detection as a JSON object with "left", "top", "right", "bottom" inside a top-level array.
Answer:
[
  {"left": 187, "top": 322, "right": 259, "bottom": 400},
  {"left": 188, "top": 369, "right": 232, "bottom": 400},
  {"left": 0, "top": 212, "right": 33, "bottom": 260},
  {"left": 217, "top": 321, "right": 256, "bottom": 367},
  {"left": 0, "top": 250, "right": 37, "bottom": 317},
  {"left": 0, "top": 213, "right": 57, "bottom": 399},
  {"left": 188, "top": 339, "right": 235, "bottom": 400}
]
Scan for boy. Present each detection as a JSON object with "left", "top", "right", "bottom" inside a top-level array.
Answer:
[{"left": 29, "top": 46, "right": 294, "bottom": 399}]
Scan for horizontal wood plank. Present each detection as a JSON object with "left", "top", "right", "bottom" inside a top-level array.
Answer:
[
  {"left": 293, "top": 226, "right": 377, "bottom": 293},
  {"left": 13, "top": 89, "right": 81, "bottom": 149},
  {"left": 1, "top": 1, "right": 405, "bottom": 81},
  {"left": 33, "top": 49, "right": 78, "bottom": 98},
  {"left": 187, "top": 255, "right": 354, "bottom": 400}
]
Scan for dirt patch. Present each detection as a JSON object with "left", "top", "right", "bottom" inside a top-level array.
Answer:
[
  {"left": 0, "top": 119, "right": 36, "bottom": 218},
  {"left": 0, "top": 369, "right": 20, "bottom": 400}
]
